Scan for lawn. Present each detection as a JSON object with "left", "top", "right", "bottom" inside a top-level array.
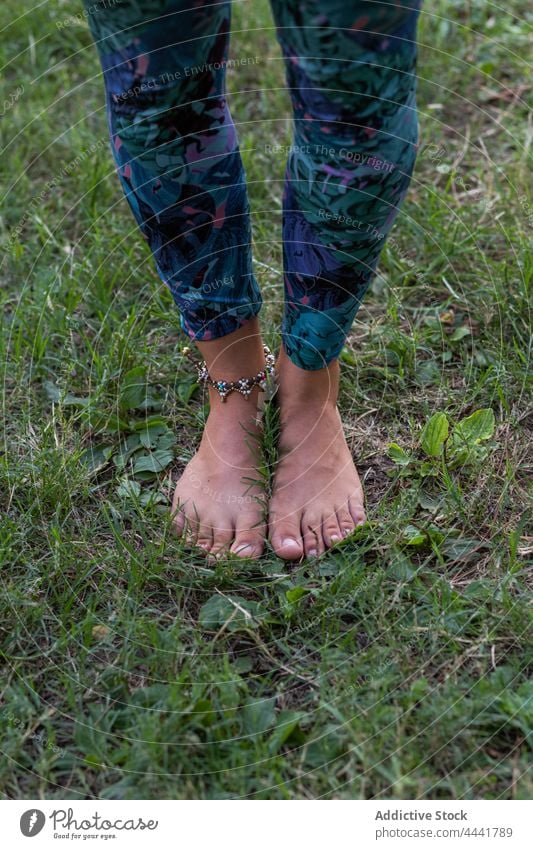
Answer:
[{"left": 0, "top": 0, "right": 531, "bottom": 799}]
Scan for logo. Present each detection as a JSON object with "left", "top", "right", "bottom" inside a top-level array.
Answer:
[{"left": 20, "top": 810, "right": 46, "bottom": 837}]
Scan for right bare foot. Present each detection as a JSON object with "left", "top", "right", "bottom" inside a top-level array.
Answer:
[
  {"left": 171, "top": 323, "right": 267, "bottom": 559},
  {"left": 269, "top": 348, "right": 366, "bottom": 560}
]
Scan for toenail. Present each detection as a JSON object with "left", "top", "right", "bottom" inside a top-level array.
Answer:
[
  {"left": 308, "top": 548, "right": 318, "bottom": 557},
  {"left": 282, "top": 538, "right": 298, "bottom": 548},
  {"left": 234, "top": 543, "right": 256, "bottom": 557},
  {"left": 330, "top": 535, "right": 340, "bottom": 543},
  {"left": 342, "top": 528, "right": 353, "bottom": 538}
]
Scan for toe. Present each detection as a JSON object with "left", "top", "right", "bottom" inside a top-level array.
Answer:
[
  {"left": 171, "top": 495, "right": 188, "bottom": 536},
  {"left": 230, "top": 538, "right": 262, "bottom": 559},
  {"left": 301, "top": 513, "right": 324, "bottom": 559},
  {"left": 336, "top": 505, "right": 356, "bottom": 538},
  {"left": 179, "top": 500, "right": 201, "bottom": 543},
  {"left": 230, "top": 516, "right": 266, "bottom": 560},
  {"left": 349, "top": 496, "right": 366, "bottom": 527},
  {"left": 209, "top": 523, "right": 234, "bottom": 560},
  {"left": 192, "top": 521, "right": 213, "bottom": 555},
  {"left": 172, "top": 507, "right": 186, "bottom": 536},
  {"left": 322, "top": 510, "right": 343, "bottom": 549},
  {"left": 270, "top": 512, "right": 304, "bottom": 561}
]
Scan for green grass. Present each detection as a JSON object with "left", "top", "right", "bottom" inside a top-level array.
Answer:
[{"left": 0, "top": 0, "right": 531, "bottom": 799}]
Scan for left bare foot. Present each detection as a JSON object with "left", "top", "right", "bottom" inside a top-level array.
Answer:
[
  {"left": 171, "top": 319, "right": 268, "bottom": 559},
  {"left": 269, "top": 348, "right": 366, "bottom": 560}
]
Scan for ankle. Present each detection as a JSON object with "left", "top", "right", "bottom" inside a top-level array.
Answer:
[
  {"left": 195, "top": 319, "right": 266, "bottom": 382},
  {"left": 206, "top": 384, "right": 263, "bottom": 416},
  {"left": 276, "top": 347, "right": 339, "bottom": 409}
]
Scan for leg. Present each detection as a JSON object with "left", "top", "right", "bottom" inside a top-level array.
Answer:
[
  {"left": 269, "top": 0, "right": 420, "bottom": 558},
  {"left": 173, "top": 317, "right": 268, "bottom": 560},
  {"left": 85, "top": 0, "right": 261, "bottom": 337},
  {"left": 85, "top": 1, "right": 267, "bottom": 557}
]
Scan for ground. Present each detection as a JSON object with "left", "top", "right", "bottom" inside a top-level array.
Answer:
[{"left": 0, "top": 0, "right": 531, "bottom": 799}]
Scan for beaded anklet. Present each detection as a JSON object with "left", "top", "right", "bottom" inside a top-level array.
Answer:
[{"left": 183, "top": 344, "right": 276, "bottom": 402}]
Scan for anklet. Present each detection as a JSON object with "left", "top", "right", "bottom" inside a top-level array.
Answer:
[{"left": 182, "top": 344, "right": 276, "bottom": 402}]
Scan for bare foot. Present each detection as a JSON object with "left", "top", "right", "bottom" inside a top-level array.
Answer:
[
  {"left": 172, "top": 322, "right": 267, "bottom": 559},
  {"left": 269, "top": 348, "right": 366, "bottom": 560}
]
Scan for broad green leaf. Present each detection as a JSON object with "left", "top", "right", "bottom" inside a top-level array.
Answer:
[
  {"left": 129, "top": 415, "right": 168, "bottom": 431},
  {"left": 387, "top": 442, "right": 412, "bottom": 466},
  {"left": 421, "top": 412, "right": 449, "bottom": 457},
  {"left": 116, "top": 478, "right": 141, "bottom": 499},
  {"left": 138, "top": 423, "right": 169, "bottom": 449},
  {"left": 409, "top": 677, "right": 429, "bottom": 699},
  {"left": 242, "top": 696, "right": 276, "bottom": 735},
  {"left": 82, "top": 410, "right": 129, "bottom": 433},
  {"left": 139, "top": 490, "right": 167, "bottom": 507},
  {"left": 156, "top": 432, "right": 177, "bottom": 450},
  {"left": 80, "top": 444, "right": 115, "bottom": 474},
  {"left": 419, "top": 460, "right": 439, "bottom": 478},
  {"left": 176, "top": 377, "right": 199, "bottom": 404},
  {"left": 340, "top": 348, "right": 358, "bottom": 366},
  {"left": 268, "top": 710, "right": 305, "bottom": 754},
  {"left": 415, "top": 359, "right": 440, "bottom": 386},
  {"left": 402, "top": 524, "right": 426, "bottom": 546},
  {"left": 418, "top": 491, "right": 444, "bottom": 512},
  {"left": 132, "top": 448, "right": 174, "bottom": 475},
  {"left": 463, "top": 580, "right": 494, "bottom": 601},
  {"left": 43, "top": 380, "right": 61, "bottom": 402},
  {"left": 304, "top": 732, "right": 345, "bottom": 769},
  {"left": 217, "top": 680, "right": 242, "bottom": 710},
  {"left": 450, "top": 325, "right": 471, "bottom": 342},
  {"left": 319, "top": 562, "right": 340, "bottom": 577},
  {"left": 193, "top": 698, "right": 215, "bottom": 727},
  {"left": 389, "top": 551, "right": 416, "bottom": 579},
  {"left": 453, "top": 408, "right": 495, "bottom": 446},
  {"left": 119, "top": 366, "right": 147, "bottom": 411},
  {"left": 232, "top": 656, "right": 253, "bottom": 674},
  {"left": 113, "top": 434, "right": 142, "bottom": 471},
  {"left": 198, "top": 594, "right": 261, "bottom": 632},
  {"left": 285, "top": 586, "right": 307, "bottom": 604},
  {"left": 62, "top": 393, "right": 89, "bottom": 407},
  {"left": 442, "top": 536, "right": 489, "bottom": 562}
]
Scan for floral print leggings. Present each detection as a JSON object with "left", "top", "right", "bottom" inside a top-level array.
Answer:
[{"left": 85, "top": 0, "right": 421, "bottom": 369}]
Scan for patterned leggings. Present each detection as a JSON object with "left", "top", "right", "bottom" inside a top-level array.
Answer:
[{"left": 85, "top": 0, "right": 420, "bottom": 369}]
